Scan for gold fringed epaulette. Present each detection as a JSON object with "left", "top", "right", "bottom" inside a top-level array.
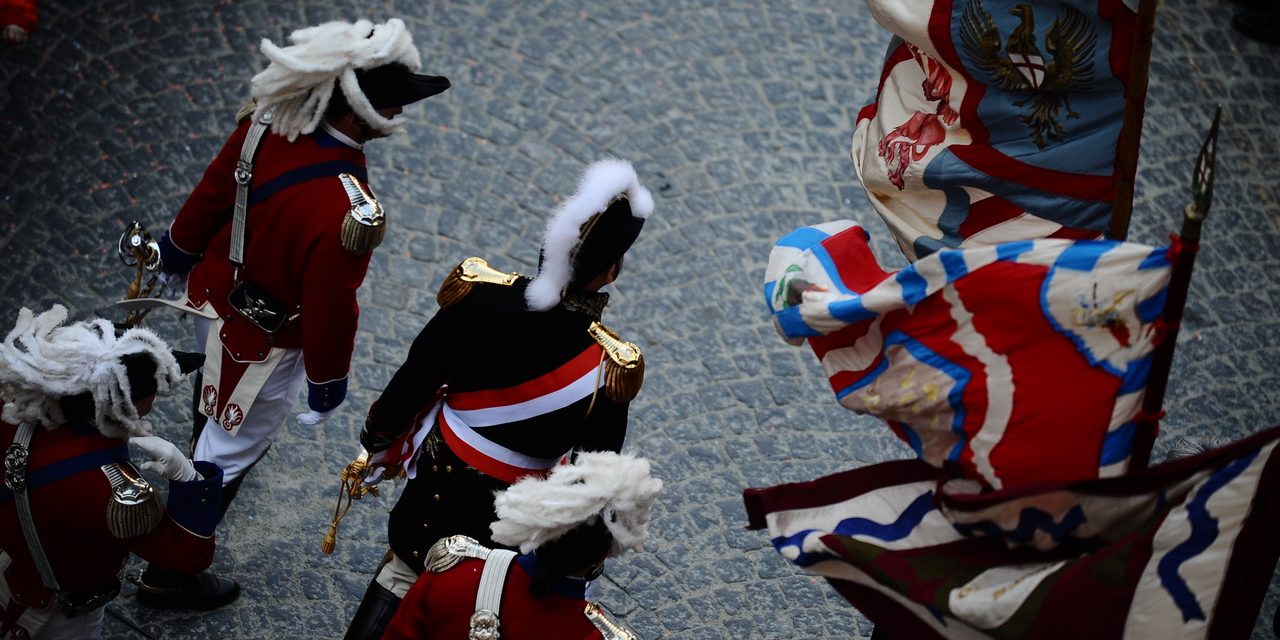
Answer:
[
  {"left": 588, "top": 321, "right": 644, "bottom": 403},
  {"left": 101, "top": 463, "right": 162, "bottom": 539},
  {"left": 338, "top": 173, "right": 386, "bottom": 255},
  {"left": 234, "top": 97, "right": 258, "bottom": 123},
  {"left": 584, "top": 602, "right": 639, "bottom": 640},
  {"left": 424, "top": 535, "right": 493, "bottom": 573},
  {"left": 437, "top": 257, "right": 522, "bottom": 309}
]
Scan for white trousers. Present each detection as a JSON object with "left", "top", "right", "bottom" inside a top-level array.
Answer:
[
  {"left": 191, "top": 316, "right": 307, "bottom": 485},
  {"left": 33, "top": 605, "right": 104, "bottom": 640},
  {"left": 374, "top": 554, "right": 418, "bottom": 599}
]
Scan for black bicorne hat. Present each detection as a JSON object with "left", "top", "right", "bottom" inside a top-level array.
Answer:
[
  {"left": 525, "top": 159, "right": 655, "bottom": 311},
  {"left": 123, "top": 350, "right": 204, "bottom": 402},
  {"left": 356, "top": 63, "right": 450, "bottom": 109},
  {"left": 567, "top": 197, "right": 646, "bottom": 289}
]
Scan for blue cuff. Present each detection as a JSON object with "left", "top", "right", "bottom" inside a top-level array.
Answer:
[
  {"left": 308, "top": 378, "right": 348, "bottom": 413},
  {"left": 167, "top": 461, "right": 223, "bottom": 537},
  {"left": 158, "top": 231, "right": 201, "bottom": 275}
]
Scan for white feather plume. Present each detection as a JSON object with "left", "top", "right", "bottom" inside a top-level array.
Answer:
[
  {"left": 250, "top": 18, "right": 423, "bottom": 141},
  {"left": 0, "top": 306, "right": 183, "bottom": 438},
  {"left": 525, "top": 158, "right": 655, "bottom": 311},
  {"left": 490, "top": 452, "right": 663, "bottom": 556}
]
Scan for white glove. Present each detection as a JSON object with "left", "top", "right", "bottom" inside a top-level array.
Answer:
[
  {"left": 297, "top": 409, "right": 335, "bottom": 425},
  {"left": 156, "top": 272, "right": 188, "bottom": 299},
  {"left": 362, "top": 465, "right": 387, "bottom": 488},
  {"left": 131, "top": 436, "right": 201, "bottom": 482},
  {"left": 2, "top": 25, "right": 29, "bottom": 45}
]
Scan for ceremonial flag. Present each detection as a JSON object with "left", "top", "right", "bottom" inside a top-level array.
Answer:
[
  {"left": 852, "top": 0, "right": 1145, "bottom": 260},
  {"left": 763, "top": 221, "right": 1171, "bottom": 489},
  {"left": 743, "top": 426, "right": 1280, "bottom": 640}
]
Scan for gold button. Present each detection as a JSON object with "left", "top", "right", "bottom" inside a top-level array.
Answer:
[
  {"left": 432, "top": 465, "right": 439, "bottom": 473},
  {"left": 411, "top": 550, "right": 419, "bottom": 558},
  {"left": 445, "top": 465, "right": 453, "bottom": 473},
  {"left": 433, "top": 494, "right": 441, "bottom": 501}
]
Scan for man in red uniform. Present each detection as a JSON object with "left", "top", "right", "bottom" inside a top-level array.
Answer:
[
  {"left": 345, "top": 159, "right": 654, "bottom": 639},
  {"left": 0, "top": 306, "right": 222, "bottom": 639},
  {"left": 148, "top": 18, "right": 450, "bottom": 609},
  {"left": 381, "top": 451, "right": 662, "bottom": 640}
]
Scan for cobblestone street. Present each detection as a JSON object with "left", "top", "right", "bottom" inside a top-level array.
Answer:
[{"left": 1, "top": 1, "right": 1278, "bottom": 638}]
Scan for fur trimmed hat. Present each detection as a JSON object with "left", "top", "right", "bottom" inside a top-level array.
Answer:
[
  {"left": 250, "top": 18, "right": 449, "bottom": 141},
  {"left": 0, "top": 306, "right": 201, "bottom": 439},
  {"left": 490, "top": 451, "right": 663, "bottom": 556},
  {"left": 525, "top": 159, "right": 655, "bottom": 311}
]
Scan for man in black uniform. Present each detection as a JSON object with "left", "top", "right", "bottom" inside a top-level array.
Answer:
[{"left": 342, "top": 158, "right": 654, "bottom": 639}]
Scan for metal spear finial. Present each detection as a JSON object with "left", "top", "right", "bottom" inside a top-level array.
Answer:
[{"left": 1182, "top": 106, "right": 1223, "bottom": 243}]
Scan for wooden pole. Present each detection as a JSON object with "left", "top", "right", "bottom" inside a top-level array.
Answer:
[
  {"left": 1107, "top": 0, "right": 1162, "bottom": 241},
  {"left": 1128, "top": 106, "right": 1221, "bottom": 468}
]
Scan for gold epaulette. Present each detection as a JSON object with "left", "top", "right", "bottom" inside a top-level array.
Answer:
[
  {"left": 339, "top": 174, "right": 386, "bottom": 255},
  {"left": 437, "top": 257, "right": 522, "bottom": 309},
  {"left": 234, "top": 97, "right": 257, "bottom": 123},
  {"left": 587, "top": 321, "right": 644, "bottom": 403},
  {"left": 584, "top": 602, "right": 639, "bottom": 640},
  {"left": 424, "top": 535, "right": 493, "bottom": 573},
  {"left": 101, "top": 462, "right": 162, "bottom": 539}
]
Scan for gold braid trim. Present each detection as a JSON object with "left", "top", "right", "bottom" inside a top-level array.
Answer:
[
  {"left": 588, "top": 321, "right": 644, "bottom": 403},
  {"left": 437, "top": 257, "right": 522, "bottom": 309},
  {"left": 584, "top": 602, "right": 639, "bottom": 640}
]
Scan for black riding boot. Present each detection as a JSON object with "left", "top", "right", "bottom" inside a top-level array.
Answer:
[
  {"left": 343, "top": 579, "right": 402, "bottom": 640},
  {"left": 134, "top": 566, "right": 240, "bottom": 611}
]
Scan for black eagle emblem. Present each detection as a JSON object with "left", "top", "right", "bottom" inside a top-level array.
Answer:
[{"left": 959, "top": 1, "right": 1098, "bottom": 149}]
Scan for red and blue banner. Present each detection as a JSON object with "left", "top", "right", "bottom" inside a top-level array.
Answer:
[
  {"left": 852, "top": 0, "right": 1142, "bottom": 260},
  {"left": 744, "top": 426, "right": 1280, "bottom": 640},
  {"left": 763, "top": 221, "right": 1171, "bottom": 489}
]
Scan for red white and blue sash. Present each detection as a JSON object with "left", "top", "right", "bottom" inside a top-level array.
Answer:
[{"left": 393, "top": 344, "right": 605, "bottom": 483}]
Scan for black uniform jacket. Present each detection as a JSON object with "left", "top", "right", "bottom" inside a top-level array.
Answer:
[{"left": 362, "top": 277, "right": 631, "bottom": 571}]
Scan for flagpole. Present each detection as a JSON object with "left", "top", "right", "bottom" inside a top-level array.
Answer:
[
  {"left": 1107, "top": 0, "right": 1162, "bottom": 241},
  {"left": 1129, "top": 106, "right": 1221, "bottom": 468}
]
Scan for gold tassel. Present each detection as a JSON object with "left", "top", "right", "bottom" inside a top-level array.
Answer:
[{"left": 322, "top": 451, "right": 381, "bottom": 555}]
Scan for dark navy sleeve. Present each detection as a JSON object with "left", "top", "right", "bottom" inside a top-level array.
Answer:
[{"left": 166, "top": 461, "right": 224, "bottom": 537}]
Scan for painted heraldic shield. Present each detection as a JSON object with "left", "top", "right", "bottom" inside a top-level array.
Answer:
[
  {"left": 852, "top": 0, "right": 1143, "bottom": 260},
  {"left": 763, "top": 220, "right": 1172, "bottom": 490}
]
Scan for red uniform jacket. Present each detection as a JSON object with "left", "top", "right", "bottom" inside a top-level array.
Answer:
[
  {"left": 163, "top": 120, "right": 374, "bottom": 411},
  {"left": 0, "top": 417, "right": 221, "bottom": 614},
  {"left": 382, "top": 555, "right": 604, "bottom": 640}
]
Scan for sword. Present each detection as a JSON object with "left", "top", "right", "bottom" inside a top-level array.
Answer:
[
  {"left": 114, "top": 221, "right": 217, "bottom": 327},
  {"left": 116, "top": 221, "right": 162, "bottom": 327}
]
